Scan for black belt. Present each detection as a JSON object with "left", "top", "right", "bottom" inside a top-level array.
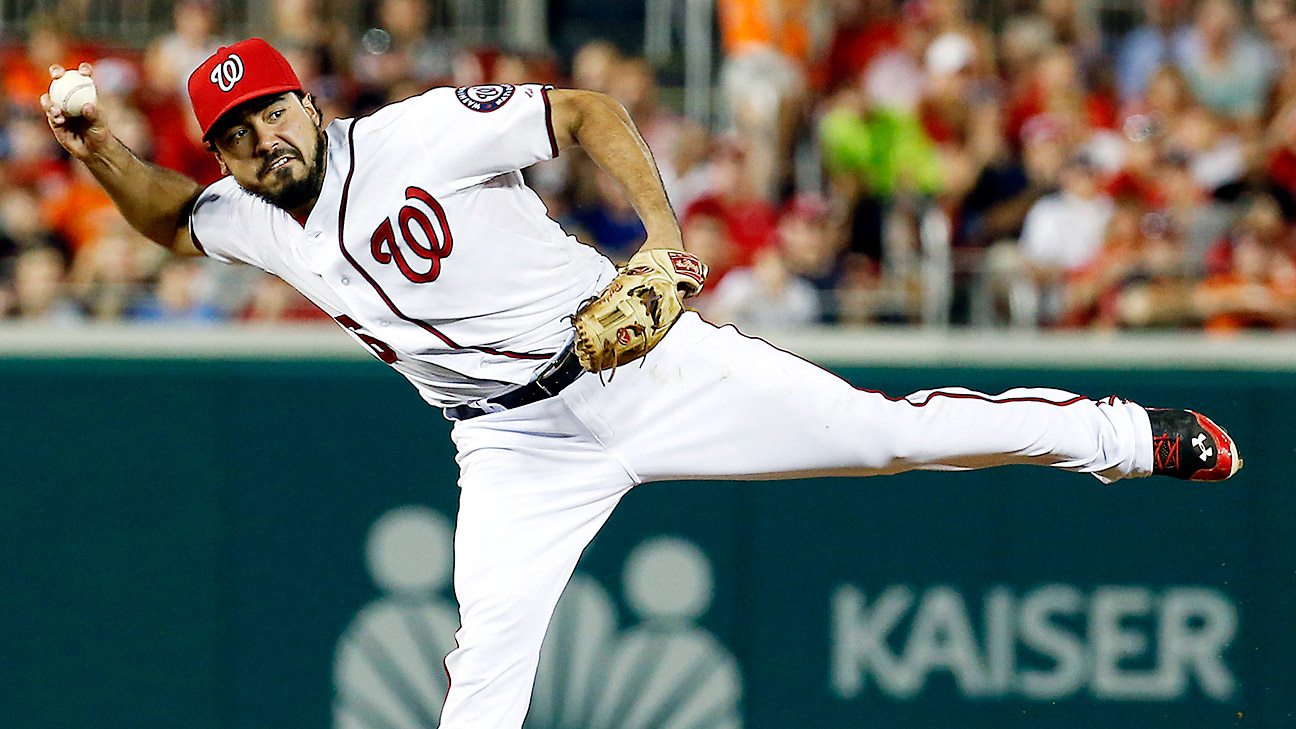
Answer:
[{"left": 444, "top": 345, "right": 585, "bottom": 421}]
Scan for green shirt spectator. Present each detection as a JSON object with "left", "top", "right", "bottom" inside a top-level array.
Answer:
[{"left": 818, "top": 100, "right": 944, "bottom": 197}]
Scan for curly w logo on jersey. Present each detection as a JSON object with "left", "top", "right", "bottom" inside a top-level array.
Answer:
[{"left": 368, "top": 187, "right": 454, "bottom": 283}]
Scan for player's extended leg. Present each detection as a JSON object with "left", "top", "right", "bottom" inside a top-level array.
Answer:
[
  {"left": 438, "top": 395, "right": 635, "bottom": 729},
  {"left": 566, "top": 313, "right": 1236, "bottom": 484}
]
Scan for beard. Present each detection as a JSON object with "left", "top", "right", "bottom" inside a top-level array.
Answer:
[{"left": 254, "top": 127, "right": 328, "bottom": 212}]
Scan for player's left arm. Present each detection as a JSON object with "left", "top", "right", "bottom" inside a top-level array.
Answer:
[
  {"left": 547, "top": 89, "right": 682, "bottom": 252},
  {"left": 550, "top": 89, "right": 707, "bottom": 372}
]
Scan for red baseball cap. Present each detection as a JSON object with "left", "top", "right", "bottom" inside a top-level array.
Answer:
[{"left": 188, "top": 38, "right": 302, "bottom": 139}]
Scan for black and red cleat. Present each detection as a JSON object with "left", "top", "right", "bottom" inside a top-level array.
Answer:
[{"left": 1148, "top": 409, "right": 1243, "bottom": 481}]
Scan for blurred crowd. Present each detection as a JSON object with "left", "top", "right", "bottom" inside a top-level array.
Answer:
[{"left": 3, "top": 0, "right": 1296, "bottom": 332}]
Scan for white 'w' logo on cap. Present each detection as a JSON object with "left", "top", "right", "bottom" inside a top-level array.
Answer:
[{"left": 210, "top": 53, "right": 245, "bottom": 92}]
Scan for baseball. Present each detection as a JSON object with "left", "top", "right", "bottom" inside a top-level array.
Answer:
[{"left": 49, "top": 69, "right": 97, "bottom": 116}]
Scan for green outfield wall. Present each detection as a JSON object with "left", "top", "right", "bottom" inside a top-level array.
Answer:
[{"left": 2, "top": 329, "right": 1292, "bottom": 729}]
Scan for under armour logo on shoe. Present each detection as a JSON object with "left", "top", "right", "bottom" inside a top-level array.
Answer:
[{"left": 1193, "top": 433, "right": 1213, "bottom": 461}]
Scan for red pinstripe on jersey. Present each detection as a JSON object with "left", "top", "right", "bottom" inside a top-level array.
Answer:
[{"left": 541, "top": 86, "right": 558, "bottom": 158}]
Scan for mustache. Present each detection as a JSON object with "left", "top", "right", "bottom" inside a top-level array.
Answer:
[{"left": 259, "top": 147, "right": 303, "bottom": 176}]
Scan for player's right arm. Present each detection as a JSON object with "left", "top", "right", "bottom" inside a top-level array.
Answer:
[{"left": 41, "top": 63, "right": 203, "bottom": 257}]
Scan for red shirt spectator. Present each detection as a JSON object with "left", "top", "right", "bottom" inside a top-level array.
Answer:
[
  {"left": 684, "top": 194, "right": 777, "bottom": 268},
  {"left": 683, "top": 139, "right": 778, "bottom": 266},
  {"left": 819, "top": 3, "right": 901, "bottom": 91}
]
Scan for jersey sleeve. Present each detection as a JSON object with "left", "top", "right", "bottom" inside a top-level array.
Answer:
[
  {"left": 404, "top": 84, "right": 559, "bottom": 187},
  {"left": 188, "top": 176, "right": 269, "bottom": 269}
]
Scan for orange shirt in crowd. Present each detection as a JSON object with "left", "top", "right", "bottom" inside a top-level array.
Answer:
[
  {"left": 718, "top": 0, "right": 812, "bottom": 62},
  {"left": 0, "top": 44, "right": 102, "bottom": 108},
  {"left": 42, "top": 178, "right": 120, "bottom": 253}
]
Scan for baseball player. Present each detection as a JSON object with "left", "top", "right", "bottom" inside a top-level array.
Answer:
[{"left": 43, "top": 39, "right": 1241, "bottom": 729}]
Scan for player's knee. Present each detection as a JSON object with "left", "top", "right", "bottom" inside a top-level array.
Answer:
[{"left": 459, "top": 590, "right": 556, "bottom": 646}]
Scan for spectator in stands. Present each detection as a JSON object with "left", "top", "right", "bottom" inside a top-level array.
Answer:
[
  {"left": 0, "top": 14, "right": 92, "bottom": 111},
  {"left": 0, "top": 188, "right": 60, "bottom": 260},
  {"left": 716, "top": 0, "right": 813, "bottom": 198},
  {"left": 41, "top": 163, "right": 120, "bottom": 256},
  {"left": 920, "top": 30, "right": 1005, "bottom": 203},
  {"left": 777, "top": 193, "right": 848, "bottom": 322},
  {"left": 680, "top": 197, "right": 738, "bottom": 294},
  {"left": 42, "top": 90, "right": 165, "bottom": 256},
  {"left": 136, "top": 39, "right": 223, "bottom": 185},
  {"left": 1038, "top": 0, "right": 1103, "bottom": 65},
  {"left": 919, "top": 32, "right": 977, "bottom": 145},
  {"left": 154, "top": 0, "right": 228, "bottom": 99},
  {"left": 572, "top": 172, "right": 647, "bottom": 263},
  {"left": 859, "top": 9, "right": 927, "bottom": 115},
  {"left": 1006, "top": 44, "right": 1116, "bottom": 150},
  {"left": 10, "top": 245, "right": 81, "bottom": 324},
  {"left": 571, "top": 40, "right": 622, "bottom": 95},
  {"left": 704, "top": 245, "right": 821, "bottom": 329},
  {"left": 1194, "top": 195, "right": 1296, "bottom": 330},
  {"left": 1059, "top": 202, "right": 1145, "bottom": 327},
  {"left": 819, "top": 83, "right": 942, "bottom": 267},
  {"left": 998, "top": 13, "right": 1052, "bottom": 95},
  {"left": 1117, "top": 66, "right": 1193, "bottom": 162},
  {"left": 606, "top": 57, "right": 683, "bottom": 167},
  {"left": 128, "top": 258, "right": 221, "bottom": 325},
  {"left": 68, "top": 218, "right": 166, "bottom": 321},
  {"left": 1061, "top": 204, "right": 1193, "bottom": 328},
  {"left": 1174, "top": 0, "right": 1276, "bottom": 121},
  {"left": 1017, "top": 152, "right": 1115, "bottom": 324},
  {"left": 242, "top": 276, "right": 331, "bottom": 323},
  {"left": 1267, "top": 98, "right": 1296, "bottom": 213},
  {"left": 3, "top": 112, "right": 65, "bottom": 189},
  {"left": 1257, "top": 0, "right": 1296, "bottom": 76},
  {"left": 270, "top": 0, "right": 329, "bottom": 50},
  {"left": 1254, "top": 0, "right": 1296, "bottom": 55},
  {"left": 1102, "top": 113, "right": 1163, "bottom": 205},
  {"left": 963, "top": 114, "right": 1067, "bottom": 252},
  {"left": 1168, "top": 105, "right": 1246, "bottom": 191},
  {"left": 922, "top": 0, "right": 982, "bottom": 41},
  {"left": 661, "top": 121, "right": 713, "bottom": 214},
  {"left": 1157, "top": 149, "right": 1231, "bottom": 272},
  {"left": 1116, "top": 0, "right": 1193, "bottom": 104},
  {"left": 820, "top": 0, "right": 901, "bottom": 93},
  {"left": 683, "top": 137, "right": 779, "bottom": 267},
  {"left": 354, "top": 0, "right": 454, "bottom": 103}
]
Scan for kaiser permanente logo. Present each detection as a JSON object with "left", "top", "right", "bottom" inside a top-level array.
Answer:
[
  {"left": 332, "top": 505, "right": 743, "bottom": 729},
  {"left": 831, "top": 583, "right": 1237, "bottom": 702}
]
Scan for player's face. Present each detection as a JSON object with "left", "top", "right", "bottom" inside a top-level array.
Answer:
[{"left": 211, "top": 93, "right": 327, "bottom": 213}]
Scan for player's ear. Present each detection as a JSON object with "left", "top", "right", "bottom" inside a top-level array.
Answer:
[
  {"left": 301, "top": 93, "right": 321, "bottom": 126},
  {"left": 207, "top": 144, "right": 229, "bottom": 175}
]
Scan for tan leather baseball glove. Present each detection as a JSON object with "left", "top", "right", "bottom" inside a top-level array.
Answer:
[{"left": 572, "top": 248, "right": 709, "bottom": 373}]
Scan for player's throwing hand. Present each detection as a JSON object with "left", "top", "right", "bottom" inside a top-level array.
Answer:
[{"left": 41, "top": 63, "right": 110, "bottom": 162}]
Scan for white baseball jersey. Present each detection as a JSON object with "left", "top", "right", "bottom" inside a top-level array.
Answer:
[
  {"left": 184, "top": 80, "right": 1168, "bottom": 729},
  {"left": 189, "top": 83, "right": 617, "bottom": 407}
]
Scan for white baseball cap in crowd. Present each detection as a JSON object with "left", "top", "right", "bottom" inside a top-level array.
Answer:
[{"left": 926, "top": 32, "right": 975, "bottom": 77}]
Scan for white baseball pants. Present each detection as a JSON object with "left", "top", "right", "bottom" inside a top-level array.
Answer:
[{"left": 439, "top": 312, "right": 1153, "bottom": 728}]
